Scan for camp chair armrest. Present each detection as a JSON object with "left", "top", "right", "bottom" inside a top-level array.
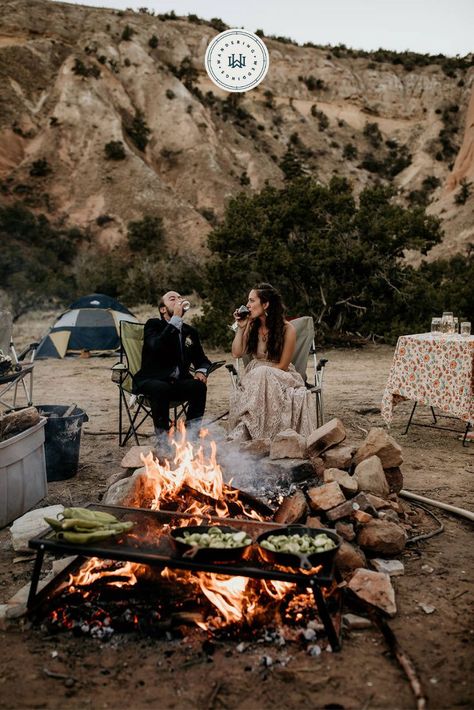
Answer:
[
  {"left": 225, "top": 363, "right": 238, "bottom": 377},
  {"left": 17, "top": 343, "right": 39, "bottom": 362},
  {"left": 316, "top": 358, "right": 328, "bottom": 371},
  {"left": 206, "top": 360, "right": 226, "bottom": 377},
  {"left": 111, "top": 362, "right": 130, "bottom": 384}
]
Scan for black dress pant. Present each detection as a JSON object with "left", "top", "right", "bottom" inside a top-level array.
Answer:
[{"left": 135, "top": 376, "right": 207, "bottom": 430}]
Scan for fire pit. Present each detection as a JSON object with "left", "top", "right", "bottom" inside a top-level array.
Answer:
[{"left": 27, "top": 504, "right": 343, "bottom": 650}]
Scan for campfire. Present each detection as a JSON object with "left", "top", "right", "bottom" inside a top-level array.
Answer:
[{"left": 31, "top": 423, "right": 340, "bottom": 644}]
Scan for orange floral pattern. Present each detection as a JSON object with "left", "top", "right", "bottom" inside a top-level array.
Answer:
[{"left": 381, "top": 334, "right": 474, "bottom": 425}]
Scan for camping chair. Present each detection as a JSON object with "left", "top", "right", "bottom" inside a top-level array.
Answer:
[
  {"left": 112, "top": 320, "right": 224, "bottom": 447},
  {"left": 0, "top": 310, "right": 38, "bottom": 410},
  {"left": 226, "top": 316, "right": 328, "bottom": 427}
]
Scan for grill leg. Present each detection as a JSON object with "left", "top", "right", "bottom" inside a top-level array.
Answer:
[
  {"left": 311, "top": 582, "right": 341, "bottom": 652},
  {"left": 27, "top": 547, "right": 45, "bottom": 610}
]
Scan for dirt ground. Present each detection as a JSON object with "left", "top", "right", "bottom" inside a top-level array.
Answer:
[{"left": 0, "top": 309, "right": 473, "bottom": 710}]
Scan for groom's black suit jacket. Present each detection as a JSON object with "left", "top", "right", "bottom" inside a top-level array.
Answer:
[{"left": 134, "top": 318, "right": 211, "bottom": 385}]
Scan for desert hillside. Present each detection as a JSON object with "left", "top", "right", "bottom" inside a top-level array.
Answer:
[{"left": 0, "top": 0, "right": 473, "bottom": 257}]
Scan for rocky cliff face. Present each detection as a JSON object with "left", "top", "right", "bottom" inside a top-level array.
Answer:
[{"left": 0, "top": 0, "right": 473, "bottom": 258}]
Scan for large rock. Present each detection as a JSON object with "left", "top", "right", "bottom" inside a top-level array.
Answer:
[
  {"left": 335, "top": 542, "right": 367, "bottom": 574},
  {"left": 306, "top": 418, "right": 346, "bottom": 456},
  {"left": 308, "top": 455, "right": 325, "bottom": 478},
  {"left": 325, "top": 492, "right": 378, "bottom": 522},
  {"left": 322, "top": 444, "right": 355, "bottom": 470},
  {"left": 307, "top": 481, "right": 346, "bottom": 511},
  {"left": 348, "top": 568, "right": 397, "bottom": 616},
  {"left": 323, "top": 468, "right": 358, "bottom": 496},
  {"left": 273, "top": 490, "right": 308, "bottom": 524},
  {"left": 335, "top": 521, "right": 356, "bottom": 541},
  {"left": 103, "top": 469, "right": 146, "bottom": 506},
  {"left": 354, "top": 456, "right": 389, "bottom": 497},
  {"left": 384, "top": 467, "right": 404, "bottom": 494},
  {"left": 238, "top": 439, "right": 271, "bottom": 457},
  {"left": 121, "top": 445, "right": 156, "bottom": 468},
  {"left": 10, "top": 505, "right": 64, "bottom": 552},
  {"left": 270, "top": 430, "right": 307, "bottom": 460},
  {"left": 370, "top": 559, "right": 405, "bottom": 576},
  {"left": 357, "top": 519, "right": 407, "bottom": 555},
  {"left": 353, "top": 428, "right": 403, "bottom": 468},
  {"left": 261, "top": 458, "right": 315, "bottom": 484}
]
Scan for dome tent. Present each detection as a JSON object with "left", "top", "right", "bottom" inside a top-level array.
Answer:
[{"left": 35, "top": 294, "right": 137, "bottom": 358}]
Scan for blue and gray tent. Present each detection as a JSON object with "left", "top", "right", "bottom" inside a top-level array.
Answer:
[{"left": 36, "top": 294, "right": 137, "bottom": 358}]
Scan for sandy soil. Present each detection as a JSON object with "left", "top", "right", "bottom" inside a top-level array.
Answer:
[{"left": 0, "top": 310, "right": 473, "bottom": 709}]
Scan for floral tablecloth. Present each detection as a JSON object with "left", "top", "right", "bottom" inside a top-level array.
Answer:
[{"left": 381, "top": 333, "right": 474, "bottom": 426}]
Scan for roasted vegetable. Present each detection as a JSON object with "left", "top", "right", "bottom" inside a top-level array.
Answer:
[
  {"left": 260, "top": 532, "right": 336, "bottom": 555},
  {"left": 44, "top": 508, "right": 134, "bottom": 544},
  {"left": 176, "top": 526, "right": 251, "bottom": 549}
]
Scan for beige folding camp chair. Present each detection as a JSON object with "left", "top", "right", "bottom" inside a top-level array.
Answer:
[
  {"left": 112, "top": 320, "right": 224, "bottom": 446},
  {"left": 0, "top": 310, "right": 38, "bottom": 410},
  {"left": 226, "top": 316, "right": 327, "bottom": 427}
]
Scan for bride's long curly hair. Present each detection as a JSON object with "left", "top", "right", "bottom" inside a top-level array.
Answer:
[{"left": 247, "top": 283, "right": 286, "bottom": 362}]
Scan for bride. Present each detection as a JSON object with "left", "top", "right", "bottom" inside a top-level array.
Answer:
[{"left": 227, "top": 282, "right": 317, "bottom": 442}]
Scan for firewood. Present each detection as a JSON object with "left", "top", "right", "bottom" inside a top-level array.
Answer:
[
  {"left": 0, "top": 406, "right": 40, "bottom": 441},
  {"left": 273, "top": 490, "right": 308, "bottom": 524}
]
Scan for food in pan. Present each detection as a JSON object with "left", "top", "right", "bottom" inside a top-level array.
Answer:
[
  {"left": 175, "top": 526, "right": 251, "bottom": 549},
  {"left": 259, "top": 532, "right": 336, "bottom": 555}
]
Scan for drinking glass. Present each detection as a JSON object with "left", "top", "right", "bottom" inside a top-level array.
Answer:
[
  {"left": 460, "top": 321, "right": 471, "bottom": 336},
  {"left": 431, "top": 317, "right": 442, "bottom": 334},
  {"left": 441, "top": 312, "right": 454, "bottom": 334},
  {"left": 452, "top": 317, "right": 459, "bottom": 334}
]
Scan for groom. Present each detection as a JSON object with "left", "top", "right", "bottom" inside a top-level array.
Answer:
[{"left": 134, "top": 291, "right": 212, "bottom": 440}]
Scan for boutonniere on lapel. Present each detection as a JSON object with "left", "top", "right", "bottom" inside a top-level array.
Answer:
[{"left": 185, "top": 336, "right": 193, "bottom": 348}]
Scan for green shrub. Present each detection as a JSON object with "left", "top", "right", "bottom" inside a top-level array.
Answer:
[
  {"left": 72, "top": 58, "right": 100, "bottom": 78},
  {"left": 363, "top": 122, "right": 383, "bottom": 148},
  {"left": 343, "top": 143, "right": 358, "bottom": 160},
  {"left": 29, "top": 159, "right": 51, "bottom": 177},
  {"left": 105, "top": 141, "right": 126, "bottom": 160},
  {"left": 148, "top": 34, "right": 158, "bottom": 48},
  {"left": 124, "top": 111, "right": 151, "bottom": 151},
  {"left": 454, "top": 178, "right": 471, "bottom": 205},
  {"left": 121, "top": 25, "right": 134, "bottom": 41},
  {"left": 194, "top": 177, "right": 456, "bottom": 347},
  {"left": 166, "top": 88, "right": 175, "bottom": 99}
]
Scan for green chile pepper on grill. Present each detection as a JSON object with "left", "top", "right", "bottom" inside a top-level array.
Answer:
[{"left": 44, "top": 508, "right": 134, "bottom": 544}]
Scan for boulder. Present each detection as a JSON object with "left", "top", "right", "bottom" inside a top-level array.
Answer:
[
  {"left": 365, "top": 493, "right": 391, "bottom": 510},
  {"left": 307, "top": 481, "right": 346, "bottom": 511},
  {"left": 305, "top": 515, "right": 323, "bottom": 529},
  {"left": 353, "top": 428, "right": 403, "bottom": 468},
  {"left": 273, "top": 490, "right": 308, "bottom": 524},
  {"left": 357, "top": 519, "right": 407, "bottom": 555},
  {"left": 354, "top": 456, "right": 389, "bottom": 497},
  {"left": 370, "top": 559, "right": 405, "bottom": 576},
  {"left": 335, "top": 521, "right": 356, "bottom": 541},
  {"left": 121, "top": 445, "right": 155, "bottom": 468},
  {"left": 10, "top": 505, "right": 64, "bottom": 552},
  {"left": 270, "top": 430, "right": 307, "bottom": 460},
  {"left": 348, "top": 568, "right": 397, "bottom": 616},
  {"left": 325, "top": 492, "right": 378, "bottom": 522},
  {"left": 384, "top": 467, "right": 404, "bottom": 494},
  {"left": 308, "top": 455, "right": 325, "bottom": 478},
  {"left": 323, "top": 468, "right": 358, "bottom": 496},
  {"left": 322, "top": 444, "right": 355, "bottom": 470},
  {"left": 238, "top": 439, "right": 271, "bottom": 457},
  {"left": 103, "top": 469, "right": 146, "bottom": 506},
  {"left": 306, "top": 418, "right": 346, "bottom": 456},
  {"left": 335, "top": 542, "right": 367, "bottom": 574},
  {"left": 261, "top": 458, "right": 315, "bottom": 484},
  {"left": 106, "top": 468, "right": 133, "bottom": 490}
]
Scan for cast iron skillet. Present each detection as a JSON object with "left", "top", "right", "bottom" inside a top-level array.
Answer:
[
  {"left": 170, "top": 524, "right": 252, "bottom": 563},
  {"left": 256, "top": 525, "right": 341, "bottom": 571}
]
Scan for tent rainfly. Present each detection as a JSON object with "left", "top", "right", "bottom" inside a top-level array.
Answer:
[{"left": 35, "top": 294, "right": 137, "bottom": 358}]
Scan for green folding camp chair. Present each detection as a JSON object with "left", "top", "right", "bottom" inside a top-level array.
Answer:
[
  {"left": 226, "top": 316, "right": 328, "bottom": 427},
  {"left": 113, "top": 321, "right": 225, "bottom": 447},
  {"left": 0, "top": 310, "right": 38, "bottom": 410}
]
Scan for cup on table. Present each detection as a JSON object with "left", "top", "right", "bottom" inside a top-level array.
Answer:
[
  {"left": 431, "top": 317, "right": 442, "bottom": 334},
  {"left": 460, "top": 321, "right": 471, "bottom": 336},
  {"left": 441, "top": 311, "right": 454, "bottom": 334}
]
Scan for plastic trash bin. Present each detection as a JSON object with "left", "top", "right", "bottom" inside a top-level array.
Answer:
[{"left": 37, "top": 405, "right": 88, "bottom": 481}]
